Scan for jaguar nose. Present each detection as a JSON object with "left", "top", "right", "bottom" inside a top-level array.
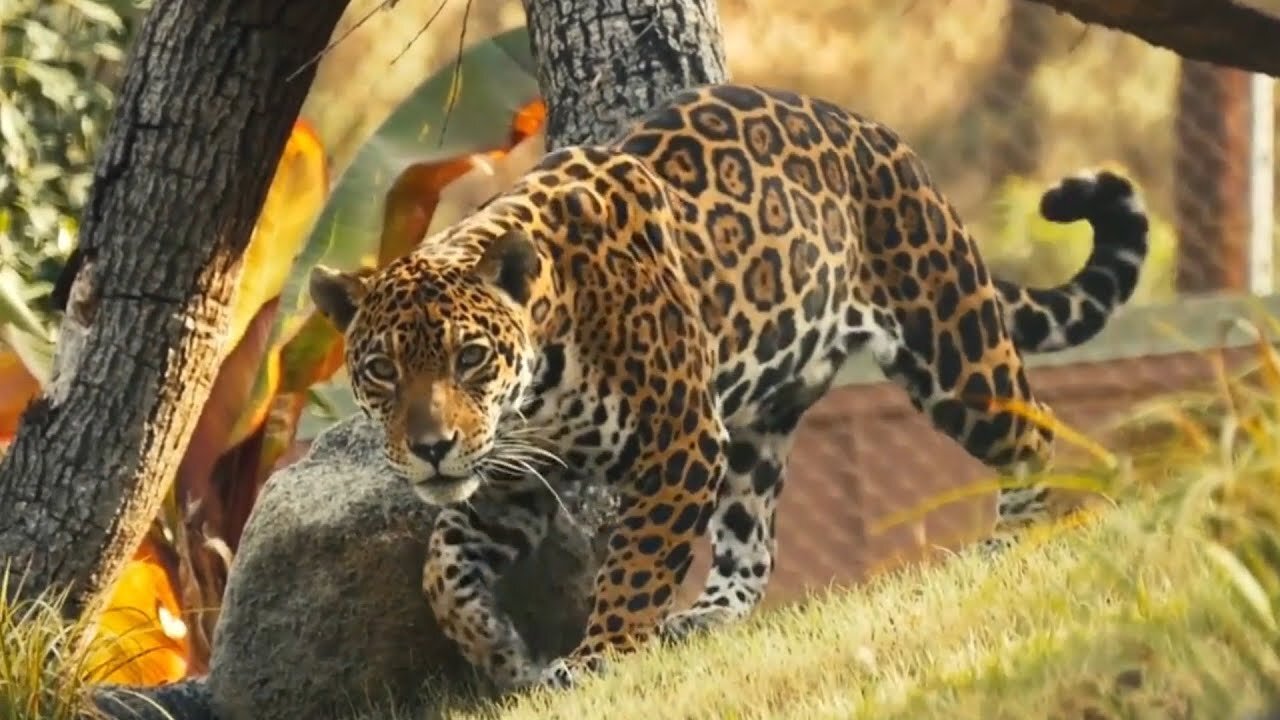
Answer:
[{"left": 409, "top": 434, "right": 457, "bottom": 466}]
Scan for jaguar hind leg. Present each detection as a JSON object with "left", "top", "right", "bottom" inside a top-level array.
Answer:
[
  {"left": 660, "top": 427, "right": 795, "bottom": 642},
  {"left": 869, "top": 298, "right": 1058, "bottom": 555}
]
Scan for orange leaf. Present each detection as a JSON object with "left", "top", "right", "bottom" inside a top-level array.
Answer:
[
  {"left": 0, "top": 349, "right": 39, "bottom": 444},
  {"left": 378, "top": 156, "right": 485, "bottom": 267},
  {"left": 376, "top": 98, "right": 548, "bottom": 268},
  {"left": 87, "top": 535, "right": 190, "bottom": 686},
  {"left": 509, "top": 98, "right": 546, "bottom": 146},
  {"left": 225, "top": 119, "right": 329, "bottom": 357}
]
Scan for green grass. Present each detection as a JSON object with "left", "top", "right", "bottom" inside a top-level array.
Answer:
[
  {"left": 13, "top": 344, "right": 1280, "bottom": 720},
  {"left": 0, "top": 568, "right": 177, "bottom": 720},
  {"left": 448, "top": 340, "right": 1280, "bottom": 720},
  {"left": 452, "top": 508, "right": 1269, "bottom": 720}
]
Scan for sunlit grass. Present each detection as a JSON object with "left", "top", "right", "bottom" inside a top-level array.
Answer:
[
  {"left": 444, "top": 334, "right": 1280, "bottom": 720},
  {"left": 0, "top": 568, "right": 175, "bottom": 720},
  {"left": 14, "top": 332, "right": 1280, "bottom": 720},
  {"left": 0, "top": 569, "right": 104, "bottom": 720},
  {"left": 443, "top": 506, "right": 1264, "bottom": 720}
]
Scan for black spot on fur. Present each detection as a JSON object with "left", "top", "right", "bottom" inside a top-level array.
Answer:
[
  {"left": 935, "top": 330, "right": 962, "bottom": 391},
  {"left": 689, "top": 102, "right": 741, "bottom": 141},
  {"left": 711, "top": 146, "right": 756, "bottom": 203},
  {"left": 1011, "top": 304, "right": 1050, "bottom": 349},
  {"left": 957, "top": 309, "right": 985, "bottom": 362},
  {"left": 930, "top": 398, "right": 967, "bottom": 437},
  {"left": 653, "top": 135, "right": 710, "bottom": 195},
  {"left": 743, "top": 116, "right": 784, "bottom": 166},
  {"left": 935, "top": 283, "right": 959, "bottom": 322},
  {"left": 722, "top": 502, "right": 756, "bottom": 543},
  {"left": 709, "top": 85, "right": 769, "bottom": 111},
  {"left": 671, "top": 503, "right": 702, "bottom": 534}
]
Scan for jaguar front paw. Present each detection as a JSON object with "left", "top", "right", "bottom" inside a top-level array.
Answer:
[{"left": 489, "top": 656, "right": 542, "bottom": 695}]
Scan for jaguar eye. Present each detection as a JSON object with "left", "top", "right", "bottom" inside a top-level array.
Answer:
[
  {"left": 363, "top": 356, "right": 398, "bottom": 383},
  {"left": 456, "top": 344, "right": 490, "bottom": 371}
]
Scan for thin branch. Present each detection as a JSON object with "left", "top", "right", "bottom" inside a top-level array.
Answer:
[
  {"left": 436, "top": 0, "right": 474, "bottom": 148},
  {"left": 287, "top": 0, "right": 396, "bottom": 82},
  {"left": 389, "top": 0, "right": 451, "bottom": 67}
]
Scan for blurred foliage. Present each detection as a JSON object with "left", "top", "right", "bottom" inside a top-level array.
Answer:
[
  {"left": 0, "top": 0, "right": 147, "bottom": 313},
  {"left": 0, "top": 0, "right": 146, "bottom": 391},
  {"left": 1099, "top": 321, "right": 1280, "bottom": 712}
]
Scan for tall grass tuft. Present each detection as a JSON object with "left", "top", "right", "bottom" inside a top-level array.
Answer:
[
  {"left": 0, "top": 567, "right": 102, "bottom": 720},
  {"left": 0, "top": 566, "right": 177, "bottom": 720}
]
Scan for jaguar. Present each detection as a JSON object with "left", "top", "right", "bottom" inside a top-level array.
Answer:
[{"left": 309, "top": 82, "right": 1149, "bottom": 692}]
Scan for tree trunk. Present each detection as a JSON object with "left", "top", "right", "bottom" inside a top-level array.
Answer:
[
  {"left": 0, "top": 0, "right": 351, "bottom": 622},
  {"left": 1023, "top": 0, "right": 1280, "bottom": 77},
  {"left": 524, "top": 0, "right": 729, "bottom": 149}
]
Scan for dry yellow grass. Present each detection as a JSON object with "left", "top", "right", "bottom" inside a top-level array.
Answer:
[{"left": 0, "top": 567, "right": 181, "bottom": 720}]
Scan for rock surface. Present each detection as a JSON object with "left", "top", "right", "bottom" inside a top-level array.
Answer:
[
  {"left": 93, "top": 679, "right": 217, "bottom": 720},
  {"left": 205, "top": 414, "right": 614, "bottom": 720}
]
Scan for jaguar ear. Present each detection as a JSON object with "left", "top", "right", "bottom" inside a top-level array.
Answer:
[
  {"left": 309, "top": 265, "right": 370, "bottom": 332},
  {"left": 473, "top": 230, "right": 539, "bottom": 305}
]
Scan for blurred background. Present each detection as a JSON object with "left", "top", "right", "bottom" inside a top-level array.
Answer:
[{"left": 3, "top": 0, "right": 1279, "bottom": 686}]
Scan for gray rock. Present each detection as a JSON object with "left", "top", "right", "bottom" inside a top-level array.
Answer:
[
  {"left": 206, "top": 414, "right": 614, "bottom": 720},
  {"left": 92, "top": 678, "right": 216, "bottom": 720}
]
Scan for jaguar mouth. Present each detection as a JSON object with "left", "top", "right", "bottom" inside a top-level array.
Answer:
[{"left": 409, "top": 473, "right": 482, "bottom": 506}]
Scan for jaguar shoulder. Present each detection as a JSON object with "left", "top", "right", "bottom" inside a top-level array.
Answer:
[{"left": 309, "top": 82, "right": 1148, "bottom": 692}]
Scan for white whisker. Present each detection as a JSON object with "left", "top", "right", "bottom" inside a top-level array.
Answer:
[{"left": 481, "top": 444, "right": 579, "bottom": 531}]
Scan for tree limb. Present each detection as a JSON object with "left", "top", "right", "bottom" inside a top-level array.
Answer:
[{"left": 1024, "top": 0, "right": 1280, "bottom": 76}]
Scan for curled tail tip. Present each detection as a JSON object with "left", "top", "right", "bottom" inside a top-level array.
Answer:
[{"left": 1039, "top": 169, "right": 1145, "bottom": 224}]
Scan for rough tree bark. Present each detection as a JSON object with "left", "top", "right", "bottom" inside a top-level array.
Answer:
[
  {"left": 525, "top": 0, "right": 729, "bottom": 149},
  {"left": 1024, "top": 0, "right": 1280, "bottom": 76},
  {"left": 0, "top": 0, "right": 352, "bottom": 621}
]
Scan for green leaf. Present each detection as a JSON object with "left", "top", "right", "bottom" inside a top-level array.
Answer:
[
  {"left": 0, "top": 102, "right": 33, "bottom": 167},
  {"left": 14, "top": 19, "right": 64, "bottom": 60},
  {"left": 12, "top": 59, "right": 80, "bottom": 108},
  {"left": 1204, "top": 541, "right": 1277, "bottom": 632},
  {"left": 0, "top": 266, "right": 48, "bottom": 340},
  {"left": 64, "top": 0, "right": 125, "bottom": 31}
]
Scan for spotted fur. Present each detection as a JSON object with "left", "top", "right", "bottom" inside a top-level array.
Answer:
[{"left": 309, "top": 83, "right": 1149, "bottom": 691}]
